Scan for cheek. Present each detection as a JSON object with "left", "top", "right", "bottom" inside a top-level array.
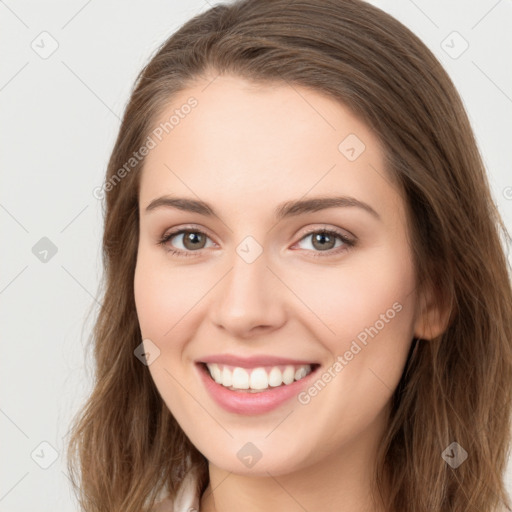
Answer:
[
  {"left": 317, "top": 247, "right": 417, "bottom": 401},
  {"left": 284, "top": 246, "right": 416, "bottom": 345},
  {"left": 343, "top": 254, "right": 415, "bottom": 339},
  {"left": 134, "top": 248, "right": 200, "bottom": 340},
  {"left": 295, "top": 248, "right": 417, "bottom": 423},
  {"left": 133, "top": 248, "right": 220, "bottom": 380},
  {"left": 134, "top": 262, "right": 170, "bottom": 338},
  {"left": 134, "top": 252, "right": 197, "bottom": 413},
  {"left": 133, "top": 252, "right": 184, "bottom": 368}
]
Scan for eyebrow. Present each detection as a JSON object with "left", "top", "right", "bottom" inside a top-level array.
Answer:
[{"left": 144, "top": 195, "right": 380, "bottom": 221}]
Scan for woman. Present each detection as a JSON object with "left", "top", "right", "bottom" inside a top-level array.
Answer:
[{"left": 67, "top": 0, "right": 512, "bottom": 511}]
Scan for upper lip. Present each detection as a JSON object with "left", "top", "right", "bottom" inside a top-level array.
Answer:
[{"left": 197, "top": 354, "right": 318, "bottom": 368}]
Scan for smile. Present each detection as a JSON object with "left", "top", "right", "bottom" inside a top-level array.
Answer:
[
  {"left": 205, "top": 363, "right": 316, "bottom": 392},
  {"left": 196, "top": 361, "right": 321, "bottom": 415}
]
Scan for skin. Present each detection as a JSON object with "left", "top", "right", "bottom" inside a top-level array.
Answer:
[{"left": 134, "top": 74, "right": 445, "bottom": 512}]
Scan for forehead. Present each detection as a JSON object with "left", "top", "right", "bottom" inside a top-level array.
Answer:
[{"left": 139, "top": 74, "right": 402, "bottom": 222}]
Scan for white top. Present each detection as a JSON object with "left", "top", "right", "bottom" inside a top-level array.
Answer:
[{"left": 152, "top": 469, "right": 201, "bottom": 512}]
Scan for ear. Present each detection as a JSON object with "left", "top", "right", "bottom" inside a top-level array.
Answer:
[{"left": 413, "top": 282, "right": 452, "bottom": 340}]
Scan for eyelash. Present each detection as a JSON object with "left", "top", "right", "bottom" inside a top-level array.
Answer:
[{"left": 157, "top": 226, "right": 356, "bottom": 259}]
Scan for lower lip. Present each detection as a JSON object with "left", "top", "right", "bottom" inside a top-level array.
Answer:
[{"left": 196, "top": 363, "right": 319, "bottom": 415}]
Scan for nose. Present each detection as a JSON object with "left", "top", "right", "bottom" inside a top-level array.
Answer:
[{"left": 208, "top": 249, "right": 287, "bottom": 339}]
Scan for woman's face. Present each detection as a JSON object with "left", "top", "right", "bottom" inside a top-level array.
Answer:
[{"left": 134, "top": 74, "right": 424, "bottom": 476}]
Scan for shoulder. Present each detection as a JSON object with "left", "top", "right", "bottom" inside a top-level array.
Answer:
[{"left": 152, "top": 469, "right": 201, "bottom": 512}]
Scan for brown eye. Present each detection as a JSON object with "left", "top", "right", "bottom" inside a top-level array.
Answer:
[
  {"left": 310, "top": 232, "right": 337, "bottom": 251},
  {"left": 294, "top": 228, "right": 356, "bottom": 258},
  {"left": 181, "top": 231, "right": 208, "bottom": 250},
  {"left": 158, "top": 228, "right": 215, "bottom": 256}
]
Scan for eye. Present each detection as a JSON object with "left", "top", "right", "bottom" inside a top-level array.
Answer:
[
  {"left": 157, "top": 227, "right": 215, "bottom": 257},
  {"left": 157, "top": 226, "right": 356, "bottom": 258},
  {"left": 293, "top": 228, "right": 355, "bottom": 257}
]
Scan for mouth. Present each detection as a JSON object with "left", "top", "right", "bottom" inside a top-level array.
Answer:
[{"left": 198, "top": 361, "right": 321, "bottom": 393}]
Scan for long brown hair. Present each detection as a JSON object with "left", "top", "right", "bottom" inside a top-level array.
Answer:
[{"left": 66, "top": 0, "right": 512, "bottom": 510}]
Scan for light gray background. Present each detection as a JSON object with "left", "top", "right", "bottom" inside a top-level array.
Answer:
[{"left": 1, "top": 1, "right": 511, "bottom": 510}]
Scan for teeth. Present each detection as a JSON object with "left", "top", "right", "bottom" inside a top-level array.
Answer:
[
  {"left": 232, "top": 367, "right": 249, "bottom": 389},
  {"left": 294, "top": 366, "right": 308, "bottom": 380},
  {"left": 205, "top": 363, "right": 314, "bottom": 392},
  {"left": 282, "top": 366, "right": 295, "bottom": 385},
  {"left": 250, "top": 368, "right": 268, "bottom": 390},
  {"left": 268, "top": 367, "right": 282, "bottom": 387},
  {"left": 210, "top": 364, "right": 222, "bottom": 383},
  {"left": 221, "top": 366, "right": 232, "bottom": 387}
]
